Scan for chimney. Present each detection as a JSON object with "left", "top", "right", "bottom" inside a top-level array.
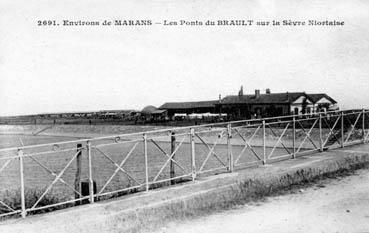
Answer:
[
  {"left": 219, "top": 94, "right": 222, "bottom": 103},
  {"left": 238, "top": 86, "right": 243, "bottom": 97},
  {"left": 255, "top": 89, "right": 260, "bottom": 99},
  {"left": 266, "top": 88, "right": 271, "bottom": 94}
]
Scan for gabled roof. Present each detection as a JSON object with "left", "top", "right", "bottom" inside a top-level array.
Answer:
[
  {"left": 220, "top": 92, "right": 310, "bottom": 104},
  {"left": 308, "top": 94, "right": 337, "bottom": 104},
  {"left": 159, "top": 100, "right": 218, "bottom": 109}
]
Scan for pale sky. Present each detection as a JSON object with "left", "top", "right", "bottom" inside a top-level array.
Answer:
[{"left": 1, "top": 0, "right": 368, "bottom": 116}]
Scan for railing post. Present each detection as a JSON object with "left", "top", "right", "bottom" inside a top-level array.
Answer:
[
  {"left": 341, "top": 111, "right": 345, "bottom": 148},
  {"left": 227, "top": 123, "right": 233, "bottom": 172},
  {"left": 87, "top": 141, "right": 94, "bottom": 204},
  {"left": 143, "top": 134, "right": 149, "bottom": 191},
  {"left": 190, "top": 128, "right": 196, "bottom": 181},
  {"left": 74, "top": 144, "right": 82, "bottom": 205},
  {"left": 262, "top": 120, "right": 266, "bottom": 165},
  {"left": 319, "top": 113, "right": 323, "bottom": 152},
  {"left": 170, "top": 131, "right": 176, "bottom": 185},
  {"left": 18, "top": 149, "right": 26, "bottom": 218},
  {"left": 362, "top": 109, "right": 365, "bottom": 143},
  {"left": 292, "top": 116, "right": 296, "bottom": 159}
]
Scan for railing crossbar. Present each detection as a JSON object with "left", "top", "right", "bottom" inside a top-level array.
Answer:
[
  {"left": 268, "top": 123, "right": 290, "bottom": 159},
  {"left": 28, "top": 155, "right": 82, "bottom": 197},
  {"left": 322, "top": 116, "right": 342, "bottom": 147},
  {"left": 149, "top": 139, "right": 188, "bottom": 174},
  {"left": 94, "top": 146, "right": 142, "bottom": 189},
  {"left": 0, "top": 200, "right": 15, "bottom": 212},
  {"left": 344, "top": 113, "right": 362, "bottom": 144},
  {"left": 93, "top": 138, "right": 141, "bottom": 149},
  {"left": 31, "top": 150, "right": 80, "bottom": 210},
  {"left": 195, "top": 131, "right": 227, "bottom": 172},
  {"left": 296, "top": 119, "right": 319, "bottom": 153},
  {"left": 152, "top": 137, "right": 187, "bottom": 182},
  {"left": 97, "top": 142, "right": 140, "bottom": 195},
  {"left": 267, "top": 124, "right": 291, "bottom": 154},
  {"left": 233, "top": 127, "right": 262, "bottom": 164}
]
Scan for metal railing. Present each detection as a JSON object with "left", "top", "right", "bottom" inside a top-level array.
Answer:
[{"left": 0, "top": 109, "right": 368, "bottom": 219}]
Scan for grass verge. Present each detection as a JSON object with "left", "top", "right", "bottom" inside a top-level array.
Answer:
[{"left": 129, "top": 156, "right": 369, "bottom": 233}]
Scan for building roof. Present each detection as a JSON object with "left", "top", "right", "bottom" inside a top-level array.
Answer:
[
  {"left": 158, "top": 92, "right": 337, "bottom": 109},
  {"left": 308, "top": 94, "right": 337, "bottom": 104},
  {"left": 159, "top": 100, "right": 218, "bottom": 109},
  {"left": 220, "top": 92, "right": 310, "bottom": 104}
]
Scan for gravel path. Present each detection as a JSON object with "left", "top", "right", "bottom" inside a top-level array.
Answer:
[{"left": 155, "top": 169, "right": 369, "bottom": 233}]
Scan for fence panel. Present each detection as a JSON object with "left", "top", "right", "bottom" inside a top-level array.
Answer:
[
  {"left": 145, "top": 131, "right": 192, "bottom": 188},
  {"left": 192, "top": 125, "right": 229, "bottom": 175},
  {"left": 231, "top": 121, "right": 264, "bottom": 168},
  {"left": 21, "top": 141, "right": 89, "bottom": 216},
  {"left": 293, "top": 116, "right": 321, "bottom": 156},
  {"left": 342, "top": 111, "right": 365, "bottom": 146},
  {"left": 0, "top": 148, "right": 21, "bottom": 218},
  {"left": 321, "top": 113, "right": 342, "bottom": 149},
  {"left": 0, "top": 109, "right": 367, "bottom": 219},
  {"left": 264, "top": 120, "right": 294, "bottom": 162},
  {"left": 91, "top": 138, "right": 145, "bottom": 200}
]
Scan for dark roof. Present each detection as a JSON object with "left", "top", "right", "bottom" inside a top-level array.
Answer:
[
  {"left": 308, "top": 94, "right": 337, "bottom": 104},
  {"left": 220, "top": 92, "right": 309, "bottom": 104},
  {"left": 159, "top": 100, "right": 218, "bottom": 109}
]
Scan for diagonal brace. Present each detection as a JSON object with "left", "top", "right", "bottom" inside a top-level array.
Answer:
[
  {"left": 322, "top": 116, "right": 341, "bottom": 147},
  {"left": 195, "top": 132, "right": 227, "bottom": 172},
  {"left": 233, "top": 127, "right": 262, "bottom": 163},
  {"left": 94, "top": 146, "right": 141, "bottom": 187},
  {"left": 267, "top": 124, "right": 291, "bottom": 155},
  {"left": 344, "top": 113, "right": 362, "bottom": 143},
  {"left": 152, "top": 137, "right": 186, "bottom": 182},
  {"left": 296, "top": 119, "right": 319, "bottom": 153},
  {"left": 150, "top": 139, "right": 187, "bottom": 173},
  {"left": 31, "top": 151, "right": 80, "bottom": 209}
]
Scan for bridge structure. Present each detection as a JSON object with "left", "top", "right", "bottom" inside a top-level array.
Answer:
[{"left": 0, "top": 109, "right": 368, "bottom": 219}]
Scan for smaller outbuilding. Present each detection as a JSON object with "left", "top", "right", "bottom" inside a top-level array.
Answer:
[
  {"left": 141, "top": 105, "right": 168, "bottom": 121},
  {"left": 308, "top": 94, "right": 338, "bottom": 112},
  {"left": 159, "top": 100, "right": 219, "bottom": 118}
]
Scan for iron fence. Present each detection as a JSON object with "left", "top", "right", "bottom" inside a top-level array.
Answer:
[{"left": 0, "top": 109, "right": 368, "bottom": 219}]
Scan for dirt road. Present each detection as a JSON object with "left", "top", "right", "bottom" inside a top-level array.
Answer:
[{"left": 155, "top": 169, "right": 369, "bottom": 233}]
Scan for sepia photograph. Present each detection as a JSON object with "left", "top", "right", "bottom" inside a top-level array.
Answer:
[{"left": 1, "top": 0, "right": 369, "bottom": 232}]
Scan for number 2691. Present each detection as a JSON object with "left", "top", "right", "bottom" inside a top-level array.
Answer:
[{"left": 37, "top": 20, "right": 57, "bottom": 26}]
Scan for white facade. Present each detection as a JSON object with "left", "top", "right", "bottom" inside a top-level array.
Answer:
[
  {"left": 290, "top": 96, "right": 314, "bottom": 115},
  {"left": 290, "top": 96, "right": 337, "bottom": 115}
]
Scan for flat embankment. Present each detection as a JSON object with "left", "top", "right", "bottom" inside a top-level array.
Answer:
[
  {"left": 0, "top": 125, "right": 171, "bottom": 146},
  {"left": 0, "top": 143, "right": 368, "bottom": 233}
]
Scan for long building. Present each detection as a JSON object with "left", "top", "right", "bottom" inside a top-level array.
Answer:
[
  {"left": 159, "top": 100, "right": 219, "bottom": 117},
  {"left": 159, "top": 87, "right": 338, "bottom": 120}
]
